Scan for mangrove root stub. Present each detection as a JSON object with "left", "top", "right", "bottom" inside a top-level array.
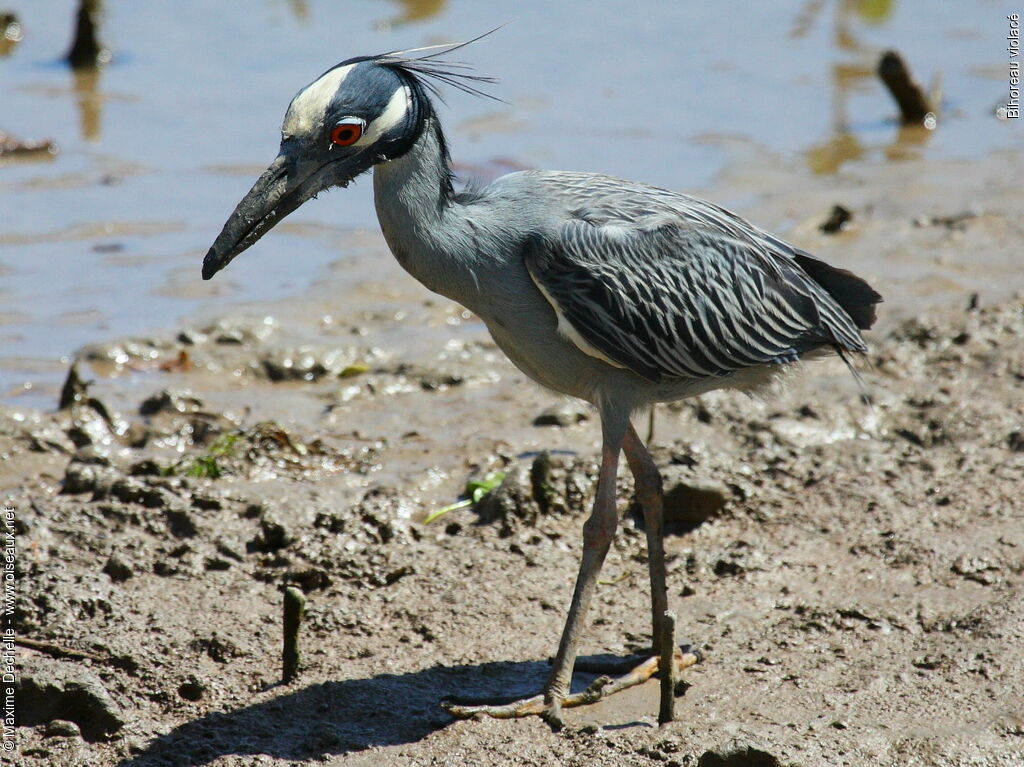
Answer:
[
  {"left": 658, "top": 612, "right": 677, "bottom": 725},
  {"left": 67, "top": 0, "right": 109, "bottom": 69},
  {"left": 878, "top": 50, "right": 934, "bottom": 125},
  {"left": 282, "top": 586, "right": 306, "bottom": 683},
  {"left": 58, "top": 361, "right": 88, "bottom": 409}
]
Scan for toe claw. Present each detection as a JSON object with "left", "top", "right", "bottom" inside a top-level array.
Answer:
[{"left": 541, "top": 702, "right": 564, "bottom": 731}]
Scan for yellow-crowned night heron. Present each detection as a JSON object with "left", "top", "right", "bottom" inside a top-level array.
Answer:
[{"left": 203, "top": 42, "right": 881, "bottom": 726}]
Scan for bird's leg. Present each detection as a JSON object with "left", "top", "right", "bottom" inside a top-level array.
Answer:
[
  {"left": 442, "top": 417, "right": 625, "bottom": 725},
  {"left": 442, "top": 418, "right": 702, "bottom": 724},
  {"left": 540, "top": 427, "right": 624, "bottom": 725},
  {"left": 622, "top": 424, "right": 668, "bottom": 654},
  {"left": 559, "top": 423, "right": 675, "bottom": 675}
]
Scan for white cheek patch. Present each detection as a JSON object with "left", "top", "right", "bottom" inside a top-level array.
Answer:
[
  {"left": 356, "top": 86, "right": 411, "bottom": 146},
  {"left": 283, "top": 63, "right": 356, "bottom": 135}
]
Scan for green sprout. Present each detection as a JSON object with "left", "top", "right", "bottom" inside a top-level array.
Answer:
[
  {"left": 172, "top": 431, "right": 243, "bottom": 479},
  {"left": 424, "top": 470, "right": 506, "bottom": 524},
  {"left": 184, "top": 455, "right": 222, "bottom": 479}
]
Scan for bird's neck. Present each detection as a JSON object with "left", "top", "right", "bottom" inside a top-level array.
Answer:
[{"left": 372, "top": 118, "right": 475, "bottom": 301}]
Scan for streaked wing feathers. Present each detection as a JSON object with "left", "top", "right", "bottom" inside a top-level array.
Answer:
[{"left": 525, "top": 219, "right": 868, "bottom": 384}]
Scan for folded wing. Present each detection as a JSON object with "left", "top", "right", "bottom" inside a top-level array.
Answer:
[{"left": 525, "top": 217, "right": 876, "bottom": 384}]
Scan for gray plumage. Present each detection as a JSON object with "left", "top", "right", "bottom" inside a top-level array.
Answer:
[
  {"left": 372, "top": 125, "right": 879, "bottom": 410},
  {"left": 203, "top": 44, "right": 882, "bottom": 724},
  {"left": 525, "top": 186, "right": 871, "bottom": 381}
]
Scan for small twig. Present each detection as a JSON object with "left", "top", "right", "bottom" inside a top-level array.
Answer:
[
  {"left": 0, "top": 131, "right": 57, "bottom": 159},
  {"left": 596, "top": 571, "right": 633, "bottom": 587},
  {"left": 443, "top": 691, "right": 546, "bottom": 719},
  {"left": 16, "top": 636, "right": 106, "bottom": 662},
  {"left": 570, "top": 655, "right": 659, "bottom": 702},
  {"left": 658, "top": 612, "right": 677, "bottom": 725},
  {"left": 282, "top": 586, "right": 305, "bottom": 683},
  {"left": 878, "top": 50, "right": 934, "bottom": 125},
  {"left": 15, "top": 636, "right": 136, "bottom": 672},
  {"left": 443, "top": 648, "right": 702, "bottom": 720}
]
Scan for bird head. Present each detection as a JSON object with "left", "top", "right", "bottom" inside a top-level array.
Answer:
[
  {"left": 202, "top": 59, "right": 426, "bottom": 280},
  {"left": 202, "top": 36, "right": 498, "bottom": 280}
]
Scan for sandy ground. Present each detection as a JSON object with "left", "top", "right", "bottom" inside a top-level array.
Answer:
[{"left": 5, "top": 148, "right": 1024, "bottom": 767}]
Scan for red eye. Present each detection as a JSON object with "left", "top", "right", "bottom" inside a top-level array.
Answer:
[{"left": 330, "top": 123, "right": 362, "bottom": 146}]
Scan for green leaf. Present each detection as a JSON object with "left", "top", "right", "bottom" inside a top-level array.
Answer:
[
  {"left": 423, "top": 499, "right": 472, "bottom": 525},
  {"left": 425, "top": 470, "right": 506, "bottom": 523},
  {"left": 339, "top": 363, "right": 369, "bottom": 378}
]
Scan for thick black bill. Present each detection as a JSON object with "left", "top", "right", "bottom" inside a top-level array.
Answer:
[{"left": 202, "top": 155, "right": 305, "bottom": 280}]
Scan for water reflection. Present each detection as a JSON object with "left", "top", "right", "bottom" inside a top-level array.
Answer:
[
  {"left": 380, "top": 0, "right": 446, "bottom": 26},
  {"left": 0, "top": 12, "right": 21, "bottom": 58},
  {"left": 271, "top": 0, "right": 443, "bottom": 27},
  {"left": 808, "top": 111, "right": 934, "bottom": 173},
  {"left": 804, "top": 3, "right": 875, "bottom": 175},
  {"left": 789, "top": 0, "right": 825, "bottom": 39},
  {"left": 885, "top": 122, "right": 933, "bottom": 161},
  {"left": 72, "top": 67, "right": 104, "bottom": 141},
  {"left": 806, "top": 130, "right": 863, "bottom": 175},
  {"left": 791, "top": 0, "right": 894, "bottom": 42},
  {"left": 855, "top": 0, "right": 895, "bottom": 24},
  {"left": 802, "top": 0, "right": 934, "bottom": 173},
  {"left": 285, "top": 0, "right": 310, "bottom": 23}
]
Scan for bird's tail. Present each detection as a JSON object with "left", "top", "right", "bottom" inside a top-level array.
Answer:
[
  {"left": 792, "top": 250, "right": 881, "bottom": 407},
  {"left": 793, "top": 250, "right": 882, "bottom": 331}
]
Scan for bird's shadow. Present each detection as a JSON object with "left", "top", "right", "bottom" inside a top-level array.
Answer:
[{"left": 116, "top": 657, "right": 616, "bottom": 767}]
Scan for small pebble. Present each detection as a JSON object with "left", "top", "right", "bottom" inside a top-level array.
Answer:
[{"left": 44, "top": 719, "right": 81, "bottom": 739}]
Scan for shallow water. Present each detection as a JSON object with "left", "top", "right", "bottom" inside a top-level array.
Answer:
[{"left": 0, "top": 0, "right": 1020, "bottom": 407}]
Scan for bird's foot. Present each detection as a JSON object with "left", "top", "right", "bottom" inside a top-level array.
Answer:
[{"left": 441, "top": 646, "right": 702, "bottom": 724}]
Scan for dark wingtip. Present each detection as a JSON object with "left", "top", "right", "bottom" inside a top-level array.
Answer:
[
  {"left": 793, "top": 251, "right": 883, "bottom": 330},
  {"left": 202, "top": 248, "right": 221, "bottom": 281}
]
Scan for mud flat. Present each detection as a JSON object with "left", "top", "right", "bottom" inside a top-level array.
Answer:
[{"left": 5, "top": 150, "right": 1023, "bottom": 766}]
